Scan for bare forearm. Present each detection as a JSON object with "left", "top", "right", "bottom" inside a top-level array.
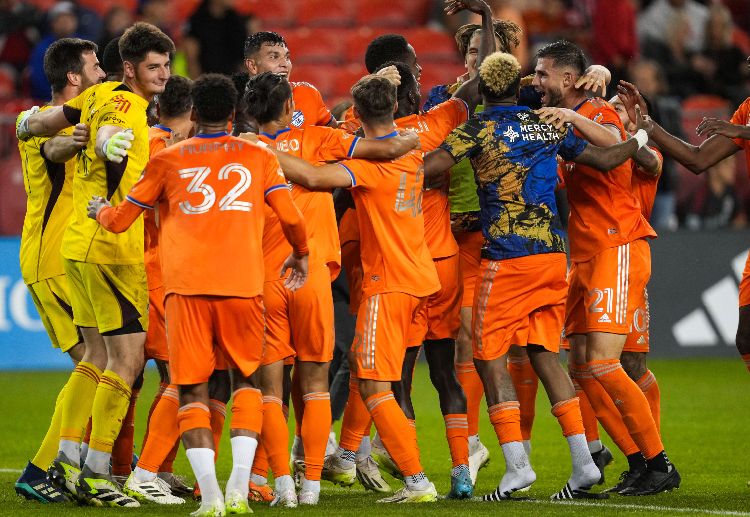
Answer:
[
  {"left": 43, "top": 136, "right": 82, "bottom": 163},
  {"left": 29, "top": 107, "right": 71, "bottom": 137},
  {"left": 634, "top": 146, "right": 661, "bottom": 176},
  {"left": 569, "top": 114, "right": 620, "bottom": 147},
  {"left": 647, "top": 121, "right": 739, "bottom": 174},
  {"left": 576, "top": 138, "right": 638, "bottom": 171}
]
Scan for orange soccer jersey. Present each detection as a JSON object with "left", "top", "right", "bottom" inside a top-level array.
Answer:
[
  {"left": 631, "top": 146, "right": 662, "bottom": 222},
  {"left": 291, "top": 82, "right": 335, "bottom": 128},
  {"left": 730, "top": 97, "right": 750, "bottom": 178},
  {"left": 563, "top": 98, "right": 656, "bottom": 262}
]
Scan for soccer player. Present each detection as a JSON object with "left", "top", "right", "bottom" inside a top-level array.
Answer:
[
  {"left": 16, "top": 22, "right": 175, "bottom": 507},
  {"left": 121, "top": 75, "right": 194, "bottom": 505},
  {"left": 243, "top": 71, "right": 419, "bottom": 506},
  {"left": 88, "top": 73, "right": 309, "bottom": 516},
  {"left": 14, "top": 37, "right": 104, "bottom": 504},
  {"left": 274, "top": 75, "right": 441, "bottom": 503},
  {"left": 244, "top": 31, "right": 335, "bottom": 128},
  {"left": 532, "top": 40, "right": 680, "bottom": 496},
  {"left": 424, "top": 50, "right": 651, "bottom": 501}
]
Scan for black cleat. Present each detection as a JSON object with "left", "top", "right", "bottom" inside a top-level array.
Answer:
[
  {"left": 605, "top": 469, "right": 645, "bottom": 494},
  {"left": 551, "top": 482, "right": 609, "bottom": 500},
  {"left": 15, "top": 462, "right": 69, "bottom": 503},
  {"left": 621, "top": 467, "right": 681, "bottom": 496},
  {"left": 590, "top": 445, "right": 614, "bottom": 485}
]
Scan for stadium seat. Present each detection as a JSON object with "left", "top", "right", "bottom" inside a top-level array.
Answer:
[
  {"left": 419, "top": 63, "right": 467, "bottom": 99},
  {"left": 332, "top": 63, "right": 368, "bottom": 99},
  {"left": 297, "top": 0, "right": 353, "bottom": 28},
  {"left": 78, "top": 0, "right": 137, "bottom": 17},
  {"left": 237, "top": 0, "right": 297, "bottom": 27},
  {"left": 292, "top": 63, "right": 337, "bottom": 100},
  {"left": 284, "top": 29, "right": 343, "bottom": 65},
  {"left": 405, "top": 27, "right": 460, "bottom": 63},
  {"left": 169, "top": 0, "right": 202, "bottom": 25},
  {"left": 342, "top": 27, "right": 394, "bottom": 66},
  {"left": 680, "top": 95, "right": 730, "bottom": 146},
  {"left": 0, "top": 153, "right": 26, "bottom": 236},
  {"left": 25, "top": 0, "right": 57, "bottom": 10},
  {"left": 0, "top": 66, "right": 17, "bottom": 98},
  {"left": 354, "top": 0, "right": 431, "bottom": 28}
]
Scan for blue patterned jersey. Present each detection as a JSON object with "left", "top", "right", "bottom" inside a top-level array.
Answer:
[
  {"left": 423, "top": 83, "right": 454, "bottom": 112},
  {"left": 440, "top": 105, "right": 587, "bottom": 260}
]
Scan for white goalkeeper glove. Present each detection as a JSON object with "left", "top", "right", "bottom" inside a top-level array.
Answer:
[
  {"left": 16, "top": 106, "right": 40, "bottom": 141},
  {"left": 100, "top": 129, "right": 134, "bottom": 163}
]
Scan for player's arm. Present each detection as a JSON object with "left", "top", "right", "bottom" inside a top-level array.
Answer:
[
  {"left": 350, "top": 130, "right": 420, "bottom": 160},
  {"left": 634, "top": 146, "right": 662, "bottom": 177},
  {"left": 41, "top": 123, "right": 90, "bottom": 163},
  {"left": 17, "top": 105, "right": 74, "bottom": 140},
  {"left": 424, "top": 148, "right": 458, "bottom": 179},
  {"left": 275, "top": 151, "right": 355, "bottom": 190},
  {"left": 537, "top": 107, "right": 620, "bottom": 146},
  {"left": 449, "top": 0, "right": 494, "bottom": 112}
]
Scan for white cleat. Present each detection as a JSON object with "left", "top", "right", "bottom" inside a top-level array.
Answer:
[
  {"left": 124, "top": 474, "right": 185, "bottom": 504},
  {"left": 371, "top": 442, "right": 402, "bottom": 480},
  {"left": 325, "top": 431, "right": 338, "bottom": 457},
  {"left": 321, "top": 455, "right": 356, "bottom": 487},
  {"left": 468, "top": 438, "right": 490, "bottom": 486},
  {"left": 225, "top": 490, "right": 252, "bottom": 514},
  {"left": 356, "top": 456, "right": 391, "bottom": 493},
  {"left": 298, "top": 488, "right": 320, "bottom": 505},
  {"left": 191, "top": 498, "right": 226, "bottom": 517},
  {"left": 270, "top": 487, "right": 298, "bottom": 508},
  {"left": 376, "top": 482, "right": 438, "bottom": 503}
]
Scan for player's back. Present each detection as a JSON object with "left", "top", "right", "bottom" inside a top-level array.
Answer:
[
  {"left": 18, "top": 107, "right": 74, "bottom": 284},
  {"left": 143, "top": 125, "right": 171, "bottom": 290},
  {"left": 61, "top": 81, "right": 150, "bottom": 265},
  {"left": 564, "top": 97, "right": 655, "bottom": 262},
  {"left": 143, "top": 133, "right": 285, "bottom": 297},
  {"left": 343, "top": 147, "right": 439, "bottom": 298}
]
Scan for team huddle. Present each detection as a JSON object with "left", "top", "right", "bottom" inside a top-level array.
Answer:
[{"left": 12, "top": 0, "right": 750, "bottom": 515}]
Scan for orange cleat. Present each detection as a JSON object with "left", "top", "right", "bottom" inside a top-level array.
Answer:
[{"left": 249, "top": 481, "right": 274, "bottom": 503}]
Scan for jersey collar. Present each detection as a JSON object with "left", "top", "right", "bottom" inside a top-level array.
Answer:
[
  {"left": 153, "top": 124, "right": 172, "bottom": 133},
  {"left": 195, "top": 131, "right": 229, "bottom": 138},
  {"left": 375, "top": 130, "right": 399, "bottom": 140},
  {"left": 260, "top": 127, "right": 291, "bottom": 140}
]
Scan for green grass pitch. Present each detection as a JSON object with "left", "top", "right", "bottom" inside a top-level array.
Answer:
[{"left": 1, "top": 358, "right": 749, "bottom": 516}]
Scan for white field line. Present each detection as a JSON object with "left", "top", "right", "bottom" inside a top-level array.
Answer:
[
  {"left": 0, "top": 468, "right": 23, "bottom": 473},
  {"left": 520, "top": 498, "right": 750, "bottom": 516}
]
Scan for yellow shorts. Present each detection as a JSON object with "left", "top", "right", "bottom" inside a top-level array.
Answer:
[
  {"left": 27, "top": 275, "right": 81, "bottom": 352},
  {"left": 63, "top": 258, "right": 148, "bottom": 334}
]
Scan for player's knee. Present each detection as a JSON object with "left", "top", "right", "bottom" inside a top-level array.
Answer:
[{"left": 620, "top": 352, "right": 647, "bottom": 381}]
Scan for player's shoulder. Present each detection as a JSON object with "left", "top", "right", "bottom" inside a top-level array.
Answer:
[
  {"left": 579, "top": 97, "right": 618, "bottom": 119},
  {"left": 291, "top": 81, "right": 323, "bottom": 96},
  {"left": 733, "top": 96, "right": 750, "bottom": 118}
]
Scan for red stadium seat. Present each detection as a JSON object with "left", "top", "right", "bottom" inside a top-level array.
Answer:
[
  {"left": 169, "top": 0, "right": 202, "bottom": 25},
  {"left": 285, "top": 29, "right": 343, "bottom": 65},
  {"left": 297, "top": 0, "right": 353, "bottom": 27},
  {"left": 0, "top": 153, "right": 26, "bottom": 236},
  {"left": 405, "top": 27, "right": 460, "bottom": 63},
  {"left": 354, "top": 0, "right": 430, "bottom": 28},
  {"left": 0, "top": 66, "right": 17, "bottom": 98},
  {"left": 418, "top": 63, "right": 466, "bottom": 99},
  {"left": 680, "top": 95, "right": 731, "bottom": 146},
  {"left": 332, "top": 63, "right": 368, "bottom": 99},
  {"left": 341, "top": 27, "right": 394, "bottom": 66},
  {"left": 78, "top": 0, "right": 137, "bottom": 17},
  {"left": 237, "top": 0, "right": 297, "bottom": 27},
  {"left": 292, "top": 64, "right": 337, "bottom": 100}
]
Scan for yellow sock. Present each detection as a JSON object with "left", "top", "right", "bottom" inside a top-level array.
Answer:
[
  {"left": 88, "top": 370, "right": 132, "bottom": 454},
  {"left": 32, "top": 382, "right": 67, "bottom": 469},
  {"left": 60, "top": 362, "right": 101, "bottom": 442}
]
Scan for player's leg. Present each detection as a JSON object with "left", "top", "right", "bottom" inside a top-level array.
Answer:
[
  {"left": 736, "top": 251, "right": 750, "bottom": 372},
  {"left": 507, "top": 344, "right": 538, "bottom": 456},
  {"left": 621, "top": 352, "right": 660, "bottom": 433},
  {"left": 111, "top": 370, "right": 142, "bottom": 484},
  {"left": 296, "top": 361, "right": 331, "bottom": 503}
]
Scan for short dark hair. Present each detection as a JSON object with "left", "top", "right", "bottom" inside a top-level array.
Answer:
[
  {"left": 119, "top": 22, "right": 175, "bottom": 66},
  {"left": 454, "top": 20, "right": 522, "bottom": 56},
  {"left": 536, "top": 40, "right": 587, "bottom": 76},
  {"left": 364, "top": 34, "right": 410, "bottom": 73},
  {"left": 192, "top": 74, "right": 237, "bottom": 124},
  {"left": 43, "top": 38, "right": 98, "bottom": 94},
  {"left": 102, "top": 37, "right": 122, "bottom": 79},
  {"left": 375, "top": 61, "right": 417, "bottom": 102},
  {"left": 157, "top": 75, "right": 192, "bottom": 118},
  {"left": 351, "top": 75, "right": 396, "bottom": 124},
  {"left": 244, "top": 72, "right": 293, "bottom": 125},
  {"left": 243, "top": 31, "right": 286, "bottom": 59}
]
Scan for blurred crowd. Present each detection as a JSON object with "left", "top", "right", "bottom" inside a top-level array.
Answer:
[{"left": 1, "top": 0, "right": 749, "bottom": 231}]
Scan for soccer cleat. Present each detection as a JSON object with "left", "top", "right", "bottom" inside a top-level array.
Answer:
[
  {"left": 270, "top": 487, "right": 298, "bottom": 508},
  {"left": 248, "top": 481, "right": 274, "bottom": 503},
  {"left": 298, "top": 488, "right": 320, "bottom": 505},
  {"left": 124, "top": 473, "right": 185, "bottom": 504},
  {"left": 321, "top": 455, "right": 356, "bottom": 487},
  {"left": 621, "top": 466, "right": 681, "bottom": 496},
  {"left": 191, "top": 499, "right": 226, "bottom": 516},
  {"left": 194, "top": 481, "right": 202, "bottom": 500},
  {"left": 551, "top": 482, "right": 609, "bottom": 500},
  {"left": 591, "top": 445, "right": 614, "bottom": 485},
  {"left": 356, "top": 456, "right": 391, "bottom": 493},
  {"left": 447, "top": 466, "right": 473, "bottom": 499},
  {"left": 291, "top": 458, "right": 305, "bottom": 488},
  {"left": 325, "top": 431, "right": 338, "bottom": 457},
  {"left": 468, "top": 439, "right": 490, "bottom": 486},
  {"left": 376, "top": 482, "right": 438, "bottom": 503},
  {"left": 605, "top": 469, "right": 645, "bottom": 494},
  {"left": 225, "top": 490, "right": 252, "bottom": 514},
  {"left": 159, "top": 472, "right": 194, "bottom": 497},
  {"left": 75, "top": 466, "right": 140, "bottom": 507},
  {"left": 16, "top": 462, "right": 69, "bottom": 503},
  {"left": 47, "top": 454, "right": 82, "bottom": 501},
  {"left": 112, "top": 474, "right": 128, "bottom": 488},
  {"left": 371, "top": 442, "right": 402, "bottom": 480}
]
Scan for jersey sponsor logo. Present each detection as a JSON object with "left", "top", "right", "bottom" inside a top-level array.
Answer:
[
  {"left": 503, "top": 126, "right": 520, "bottom": 143},
  {"left": 111, "top": 95, "right": 132, "bottom": 114},
  {"left": 593, "top": 113, "right": 604, "bottom": 123},
  {"left": 291, "top": 110, "right": 305, "bottom": 128},
  {"left": 517, "top": 112, "right": 529, "bottom": 121}
]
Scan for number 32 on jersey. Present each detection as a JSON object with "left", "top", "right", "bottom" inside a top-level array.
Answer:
[{"left": 179, "top": 162, "right": 253, "bottom": 215}]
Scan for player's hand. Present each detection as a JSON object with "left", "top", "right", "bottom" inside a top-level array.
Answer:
[
  {"left": 397, "top": 128, "right": 421, "bottom": 150},
  {"left": 238, "top": 132, "right": 263, "bottom": 145},
  {"left": 634, "top": 105, "right": 653, "bottom": 135},
  {"left": 87, "top": 196, "right": 111, "bottom": 219},
  {"left": 375, "top": 65, "right": 401, "bottom": 86},
  {"left": 101, "top": 129, "right": 134, "bottom": 163},
  {"left": 575, "top": 65, "right": 610, "bottom": 97},
  {"left": 617, "top": 80, "right": 649, "bottom": 125},
  {"left": 164, "top": 129, "right": 187, "bottom": 147},
  {"left": 280, "top": 253, "right": 308, "bottom": 292},
  {"left": 695, "top": 117, "right": 744, "bottom": 139},
  {"left": 536, "top": 107, "right": 576, "bottom": 130},
  {"left": 16, "top": 105, "right": 40, "bottom": 141},
  {"left": 445, "top": 0, "right": 490, "bottom": 15},
  {"left": 72, "top": 123, "right": 90, "bottom": 148}
]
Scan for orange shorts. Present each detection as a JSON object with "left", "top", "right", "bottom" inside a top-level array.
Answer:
[
  {"left": 341, "top": 240, "right": 363, "bottom": 316},
  {"left": 165, "top": 294, "right": 265, "bottom": 385},
  {"left": 623, "top": 288, "right": 650, "bottom": 353},
  {"left": 740, "top": 250, "right": 750, "bottom": 307},
  {"left": 145, "top": 286, "right": 168, "bottom": 361},
  {"left": 263, "top": 264, "right": 334, "bottom": 365},
  {"left": 412, "top": 254, "right": 462, "bottom": 344},
  {"left": 456, "top": 231, "right": 483, "bottom": 308},
  {"left": 565, "top": 239, "right": 651, "bottom": 336},
  {"left": 473, "top": 253, "right": 567, "bottom": 361},
  {"left": 352, "top": 292, "right": 426, "bottom": 381}
]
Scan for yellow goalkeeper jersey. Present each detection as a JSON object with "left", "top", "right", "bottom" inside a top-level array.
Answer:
[
  {"left": 61, "top": 81, "right": 149, "bottom": 265},
  {"left": 18, "top": 105, "right": 74, "bottom": 284}
]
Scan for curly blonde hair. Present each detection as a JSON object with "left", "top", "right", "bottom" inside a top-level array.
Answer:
[{"left": 479, "top": 52, "right": 521, "bottom": 97}]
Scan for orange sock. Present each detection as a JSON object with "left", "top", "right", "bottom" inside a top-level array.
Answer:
[
  {"left": 636, "top": 370, "right": 661, "bottom": 434},
  {"left": 572, "top": 378, "right": 600, "bottom": 442},
  {"left": 251, "top": 443, "right": 270, "bottom": 478},
  {"left": 571, "top": 362, "right": 639, "bottom": 456},
  {"left": 508, "top": 356, "right": 538, "bottom": 441},
  {"left": 142, "top": 382, "right": 168, "bottom": 445},
  {"left": 138, "top": 385, "right": 179, "bottom": 474},
  {"left": 111, "top": 389, "right": 139, "bottom": 476},
  {"left": 301, "top": 392, "right": 331, "bottom": 481},
  {"left": 455, "top": 361, "right": 483, "bottom": 436},
  {"left": 339, "top": 378, "right": 373, "bottom": 452},
  {"left": 261, "top": 396, "right": 290, "bottom": 477},
  {"left": 444, "top": 414, "right": 469, "bottom": 467},
  {"left": 487, "top": 401, "right": 523, "bottom": 445},
  {"left": 209, "top": 399, "right": 226, "bottom": 460},
  {"left": 365, "top": 392, "right": 423, "bottom": 476},
  {"left": 589, "top": 360, "right": 663, "bottom": 460},
  {"left": 551, "top": 398, "right": 585, "bottom": 436},
  {"left": 742, "top": 354, "right": 750, "bottom": 374}
]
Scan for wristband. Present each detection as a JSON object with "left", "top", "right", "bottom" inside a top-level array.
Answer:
[{"left": 633, "top": 129, "right": 648, "bottom": 149}]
